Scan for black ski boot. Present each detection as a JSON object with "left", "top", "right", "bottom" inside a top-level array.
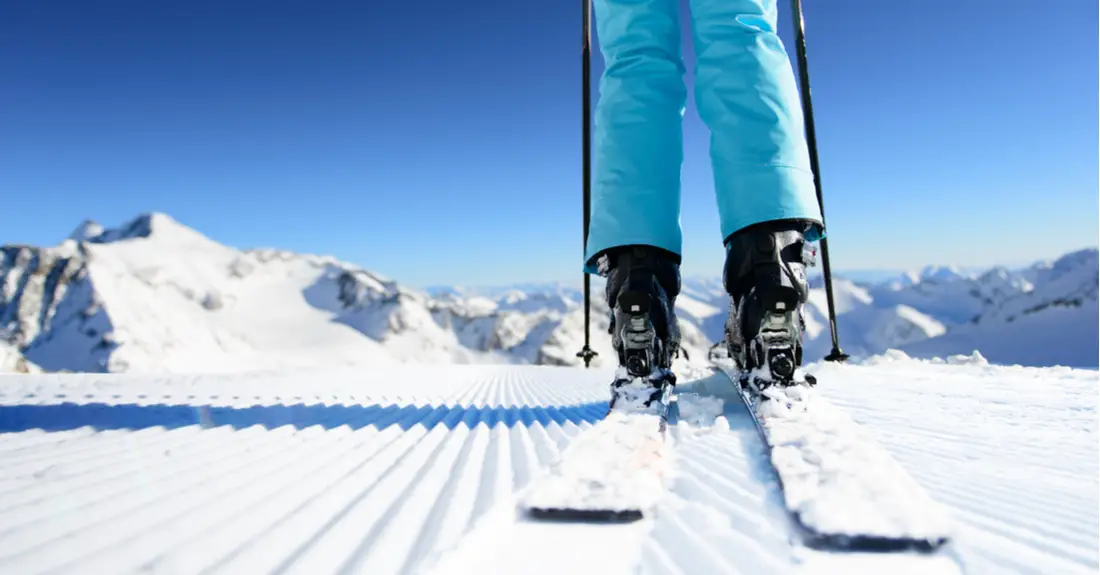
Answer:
[
  {"left": 722, "top": 219, "right": 818, "bottom": 393},
  {"left": 595, "top": 245, "right": 680, "bottom": 411}
]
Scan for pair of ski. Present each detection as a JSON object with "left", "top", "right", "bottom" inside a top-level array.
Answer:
[{"left": 519, "top": 364, "right": 953, "bottom": 554}]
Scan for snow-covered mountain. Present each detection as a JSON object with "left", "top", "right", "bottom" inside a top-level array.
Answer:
[
  {"left": 0, "top": 213, "right": 712, "bottom": 374},
  {"left": 0, "top": 341, "right": 40, "bottom": 374},
  {"left": 2, "top": 213, "right": 1095, "bottom": 373},
  {"left": 900, "top": 249, "right": 1098, "bottom": 368},
  {"left": 658, "top": 252, "right": 1095, "bottom": 368},
  {"left": 869, "top": 264, "right": 1035, "bottom": 325},
  {"left": 802, "top": 280, "right": 948, "bottom": 360},
  {"left": 678, "top": 276, "right": 951, "bottom": 362}
]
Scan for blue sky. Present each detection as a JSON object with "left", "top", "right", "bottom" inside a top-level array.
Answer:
[{"left": 1, "top": 0, "right": 1096, "bottom": 287}]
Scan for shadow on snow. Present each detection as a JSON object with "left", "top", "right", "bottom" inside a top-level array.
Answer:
[{"left": 0, "top": 401, "right": 611, "bottom": 433}]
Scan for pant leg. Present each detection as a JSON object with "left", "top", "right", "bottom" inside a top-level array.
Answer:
[
  {"left": 688, "top": 0, "right": 824, "bottom": 244},
  {"left": 584, "top": 0, "right": 686, "bottom": 274}
]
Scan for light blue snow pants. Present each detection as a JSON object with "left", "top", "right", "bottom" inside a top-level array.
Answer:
[{"left": 584, "top": 0, "right": 825, "bottom": 273}]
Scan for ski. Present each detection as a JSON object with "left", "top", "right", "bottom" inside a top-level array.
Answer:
[
  {"left": 521, "top": 373, "right": 673, "bottom": 522},
  {"left": 713, "top": 360, "right": 954, "bottom": 552}
]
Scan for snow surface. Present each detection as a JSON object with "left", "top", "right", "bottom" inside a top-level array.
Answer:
[{"left": 0, "top": 355, "right": 1095, "bottom": 574}]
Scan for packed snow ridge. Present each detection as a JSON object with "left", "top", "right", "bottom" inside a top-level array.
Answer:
[{"left": 1, "top": 213, "right": 1096, "bottom": 373}]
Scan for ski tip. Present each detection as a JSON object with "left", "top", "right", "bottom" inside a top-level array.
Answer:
[{"left": 525, "top": 506, "right": 645, "bottom": 523}]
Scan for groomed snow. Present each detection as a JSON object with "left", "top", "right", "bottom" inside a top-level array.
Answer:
[{"left": 0, "top": 354, "right": 1096, "bottom": 574}]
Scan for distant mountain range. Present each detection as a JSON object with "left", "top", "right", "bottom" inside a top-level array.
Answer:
[{"left": 1, "top": 213, "right": 1095, "bottom": 373}]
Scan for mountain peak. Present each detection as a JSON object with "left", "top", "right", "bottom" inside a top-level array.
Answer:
[
  {"left": 85, "top": 212, "right": 166, "bottom": 243},
  {"left": 69, "top": 219, "right": 106, "bottom": 242},
  {"left": 918, "top": 265, "right": 969, "bottom": 283},
  {"left": 66, "top": 213, "right": 221, "bottom": 251}
]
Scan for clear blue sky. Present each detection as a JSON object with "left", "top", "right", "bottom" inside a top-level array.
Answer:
[{"left": 2, "top": 0, "right": 1096, "bottom": 287}]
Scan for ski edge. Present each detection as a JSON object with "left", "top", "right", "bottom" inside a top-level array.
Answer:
[{"left": 525, "top": 507, "right": 644, "bottom": 523}]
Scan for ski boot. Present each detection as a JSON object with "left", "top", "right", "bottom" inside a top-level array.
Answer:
[
  {"left": 595, "top": 245, "right": 680, "bottom": 412},
  {"left": 722, "top": 219, "right": 818, "bottom": 394}
]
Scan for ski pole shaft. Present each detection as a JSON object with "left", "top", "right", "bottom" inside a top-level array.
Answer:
[
  {"left": 789, "top": 0, "right": 847, "bottom": 362},
  {"left": 577, "top": 0, "right": 597, "bottom": 367}
]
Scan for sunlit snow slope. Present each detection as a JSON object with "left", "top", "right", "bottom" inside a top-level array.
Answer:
[
  {"left": 0, "top": 342, "right": 39, "bottom": 374},
  {"left": 0, "top": 355, "right": 1096, "bottom": 574},
  {"left": 4, "top": 213, "right": 1094, "bottom": 374},
  {"left": 0, "top": 213, "right": 714, "bottom": 374}
]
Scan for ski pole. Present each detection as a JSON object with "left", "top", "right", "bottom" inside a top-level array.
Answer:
[
  {"left": 790, "top": 0, "right": 847, "bottom": 362},
  {"left": 577, "top": 0, "right": 597, "bottom": 368}
]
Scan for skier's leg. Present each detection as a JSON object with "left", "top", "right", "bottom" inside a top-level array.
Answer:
[
  {"left": 688, "top": 0, "right": 822, "bottom": 384},
  {"left": 583, "top": 0, "right": 686, "bottom": 275},
  {"left": 688, "top": 0, "right": 823, "bottom": 243},
  {"left": 583, "top": 0, "right": 685, "bottom": 406}
]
